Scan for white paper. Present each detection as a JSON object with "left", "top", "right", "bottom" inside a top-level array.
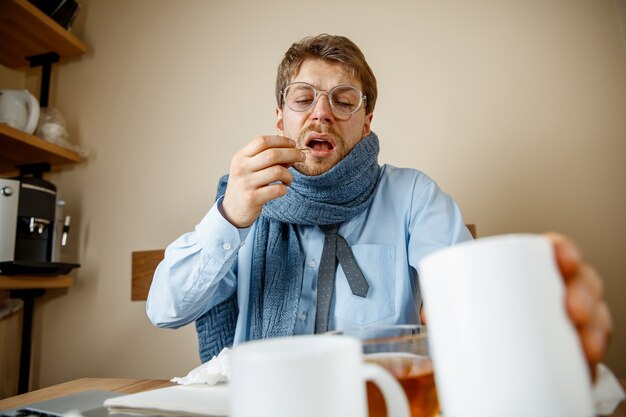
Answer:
[
  {"left": 103, "top": 384, "right": 229, "bottom": 417},
  {"left": 593, "top": 363, "right": 626, "bottom": 415}
]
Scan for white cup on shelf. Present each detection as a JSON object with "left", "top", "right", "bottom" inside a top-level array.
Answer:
[{"left": 0, "top": 89, "right": 40, "bottom": 134}]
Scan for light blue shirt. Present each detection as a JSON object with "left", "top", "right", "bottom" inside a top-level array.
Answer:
[{"left": 147, "top": 164, "right": 472, "bottom": 345}]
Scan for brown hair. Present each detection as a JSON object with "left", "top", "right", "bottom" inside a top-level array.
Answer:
[{"left": 276, "top": 34, "right": 378, "bottom": 114}]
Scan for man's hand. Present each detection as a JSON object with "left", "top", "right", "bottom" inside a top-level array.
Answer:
[
  {"left": 221, "top": 135, "right": 306, "bottom": 228},
  {"left": 546, "top": 232, "right": 613, "bottom": 379}
]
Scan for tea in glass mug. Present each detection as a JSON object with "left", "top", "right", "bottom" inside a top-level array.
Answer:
[{"left": 330, "top": 325, "right": 438, "bottom": 417}]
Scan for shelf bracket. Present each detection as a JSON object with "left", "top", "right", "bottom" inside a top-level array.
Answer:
[
  {"left": 26, "top": 52, "right": 60, "bottom": 107},
  {"left": 9, "top": 288, "right": 46, "bottom": 394}
]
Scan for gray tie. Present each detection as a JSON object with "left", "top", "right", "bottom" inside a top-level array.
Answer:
[{"left": 314, "top": 224, "right": 369, "bottom": 333}]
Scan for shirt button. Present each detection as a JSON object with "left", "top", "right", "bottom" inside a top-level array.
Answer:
[
  {"left": 299, "top": 312, "right": 307, "bottom": 320},
  {"left": 308, "top": 260, "right": 316, "bottom": 268},
  {"left": 222, "top": 242, "right": 232, "bottom": 250}
]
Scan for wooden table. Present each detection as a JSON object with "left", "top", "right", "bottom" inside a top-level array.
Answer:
[
  {"left": 0, "top": 378, "right": 174, "bottom": 410},
  {"left": 0, "top": 377, "right": 624, "bottom": 416},
  {"left": 0, "top": 275, "right": 73, "bottom": 394}
]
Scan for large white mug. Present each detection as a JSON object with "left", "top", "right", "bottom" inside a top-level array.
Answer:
[
  {"left": 229, "top": 335, "right": 410, "bottom": 417},
  {"left": 0, "top": 89, "right": 40, "bottom": 134},
  {"left": 418, "top": 234, "right": 594, "bottom": 417}
]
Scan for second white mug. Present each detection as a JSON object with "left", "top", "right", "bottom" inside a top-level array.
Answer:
[{"left": 229, "top": 335, "right": 410, "bottom": 417}]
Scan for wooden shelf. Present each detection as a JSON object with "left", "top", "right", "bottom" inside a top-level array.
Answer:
[
  {"left": 0, "top": 274, "right": 73, "bottom": 290},
  {"left": 0, "top": 0, "right": 87, "bottom": 68},
  {"left": 0, "top": 0, "right": 87, "bottom": 174},
  {"left": 0, "top": 123, "right": 81, "bottom": 174}
]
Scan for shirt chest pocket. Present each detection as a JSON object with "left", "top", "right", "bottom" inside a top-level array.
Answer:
[{"left": 331, "top": 244, "right": 396, "bottom": 326}]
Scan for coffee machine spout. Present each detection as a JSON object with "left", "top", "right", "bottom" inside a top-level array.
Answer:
[{"left": 28, "top": 217, "right": 51, "bottom": 234}]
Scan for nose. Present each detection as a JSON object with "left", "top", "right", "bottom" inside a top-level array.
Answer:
[{"left": 309, "top": 91, "right": 334, "bottom": 123}]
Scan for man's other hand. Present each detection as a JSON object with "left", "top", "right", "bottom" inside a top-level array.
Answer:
[{"left": 546, "top": 232, "right": 613, "bottom": 379}]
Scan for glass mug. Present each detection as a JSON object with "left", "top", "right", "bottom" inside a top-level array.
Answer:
[{"left": 330, "top": 325, "right": 438, "bottom": 417}]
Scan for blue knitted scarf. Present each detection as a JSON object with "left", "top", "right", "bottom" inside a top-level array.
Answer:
[{"left": 196, "top": 132, "right": 381, "bottom": 362}]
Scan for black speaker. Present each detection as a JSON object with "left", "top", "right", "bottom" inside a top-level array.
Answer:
[{"left": 28, "top": 0, "right": 81, "bottom": 30}]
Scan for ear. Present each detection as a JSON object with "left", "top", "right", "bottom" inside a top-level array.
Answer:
[
  {"left": 275, "top": 107, "right": 284, "bottom": 135},
  {"left": 362, "top": 112, "right": 373, "bottom": 136}
]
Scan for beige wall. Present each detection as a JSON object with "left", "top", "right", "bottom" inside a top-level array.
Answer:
[{"left": 1, "top": 0, "right": 624, "bottom": 387}]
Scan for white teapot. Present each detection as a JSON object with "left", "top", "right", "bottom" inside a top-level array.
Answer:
[{"left": 0, "top": 89, "right": 40, "bottom": 134}]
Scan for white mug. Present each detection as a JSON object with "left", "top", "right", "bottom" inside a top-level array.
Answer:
[
  {"left": 0, "top": 89, "right": 40, "bottom": 134},
  {"left": 229, "top": 335, "right": 410, "bottom": 417},
  {"left": 418, "top": 234, "right": 594, "bottom": 417}
]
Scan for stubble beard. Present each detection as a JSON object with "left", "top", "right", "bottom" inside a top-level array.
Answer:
[{"left": 291, "top": 123, "right": 348, "bottom": 176}]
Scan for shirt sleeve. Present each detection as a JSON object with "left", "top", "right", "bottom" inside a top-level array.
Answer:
[
  {"left": 407, "top": 174, "right": 473, "bottom": 272},
  {"left": 146, "top": 197, "right": 251, "bottom": 328}
]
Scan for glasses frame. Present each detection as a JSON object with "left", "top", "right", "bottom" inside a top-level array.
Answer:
[{"left": 280, "top": 81, "right": 367, "bottom": 116}]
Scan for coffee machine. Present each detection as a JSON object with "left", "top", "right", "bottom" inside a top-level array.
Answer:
[{"left": 0, "top": 166, "right": 79, "bottom": 275}]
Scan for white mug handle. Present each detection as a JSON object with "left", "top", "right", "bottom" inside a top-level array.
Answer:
[
  {"left": 362, "top": 363, "right": 410, "bottom": 417},
  {"left": 23, "top": 90, "right": 40, "bottom": 135}
]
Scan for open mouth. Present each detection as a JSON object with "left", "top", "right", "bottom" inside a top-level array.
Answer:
[
  {"left": 306, "top": 139, "right": 334, "bottom": 151},
  {"left": 304, "top": 134, "right": 336, "bottom": 153}
]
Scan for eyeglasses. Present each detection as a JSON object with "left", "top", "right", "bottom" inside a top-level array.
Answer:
[{"left": 281, "top": 82, "right": 367, "bottom": 115}]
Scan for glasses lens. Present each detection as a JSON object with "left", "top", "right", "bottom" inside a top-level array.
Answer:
[
  {"left": 329, "top": 85, "right": 362, "bottom": 115},
  {"left": 284, "top": 83, "right": 316, "bottom": 112}
]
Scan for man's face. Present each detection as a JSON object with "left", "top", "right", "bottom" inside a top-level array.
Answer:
[{"left": 276, "top": 59, "right": 373, "bottom": 176}]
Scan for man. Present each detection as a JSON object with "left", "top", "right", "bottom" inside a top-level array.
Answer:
[{"left": 147, "top": 34, "right": 611, "bottom": 375}]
